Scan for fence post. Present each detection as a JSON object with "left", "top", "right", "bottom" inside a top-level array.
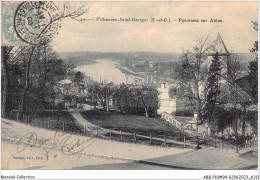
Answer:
[
  {"left": 196, "top": 136, "right": 200, "bottom": 149},
  {"left": 23, "top": 114, "right": 25, "bottom": 121},
  {"left": 62, "top": 121, "right": 65, "bottom": 131},
  {"left": 9, "top": 111, "right": 13, "bottom": 119},
  {"left": 184, "top": 135, "right": 186, "bottom": 149},
  {"left": 110, "top": 129, "right": 112, "bottom": 138},
  {"left": 150, "top": 133, "right": 152, "bottom": 144},
  {"left": 16, "top": 113, "right": 19, "bottom": 121},
  {"left": 164, "top": 135, "right": 166, "bottom": 146},
  {"left": 97, "top": 129, "right": 98, "bottom": 136},
  {"left": 254, "top": 137, "right": 256, "bottom": 146},
  {"left": 253, "top": 134, "right": 256, "bottom": 145},
  {"left": 134, "top": 132, "right": 136, "bottom": 142},
  {"left": 57, "top": 114, "right": 60, "bottom": 128},
  {"left": 214, "top": 135, "right": 217, "bottom": 148},
  {"left": 120, "top": 130, "right": 122, "bottom": 139},
  {"left": 48, "top": 119, "right": 50, "bottom": 129},
  {"left": 84, "top": 125, "right": 86, "bottom": 135},
  {"left": 221, "top": 139, "right": 223, "bottom": 149}
]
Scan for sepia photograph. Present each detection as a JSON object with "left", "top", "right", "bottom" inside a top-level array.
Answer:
[{"left": 1, "top": 0, "right": 258, "bottom": 179}]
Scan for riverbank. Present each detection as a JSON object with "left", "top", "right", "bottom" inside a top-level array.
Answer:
[
  {"left": 115, "top": 64, "right": 176, "bottom": 85},
  {"left": 114, "top": 64, "right": 147, "bottom": 77}
]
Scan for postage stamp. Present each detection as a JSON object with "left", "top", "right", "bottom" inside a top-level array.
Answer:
[
  {"left": 2, "top": 1, "right": 61, "bottom": 46},
  {"left": 1, "top": 2, "right": 27, "bottom": 46}
]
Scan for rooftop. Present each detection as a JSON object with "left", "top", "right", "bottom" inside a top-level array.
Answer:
[{"left": 208, "top": 33, "right": 229, "bottom": 56}]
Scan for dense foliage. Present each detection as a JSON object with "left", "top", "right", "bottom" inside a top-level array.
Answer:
[
  {"left": 1, "top": 45, "right": 74, "bottom": 119},
  {"left": 203, "top": 52, "right": 221, "bottom": 123}
]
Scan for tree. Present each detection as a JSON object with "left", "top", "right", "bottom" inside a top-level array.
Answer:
[
  {"left": 136, "top": 85, "right": 159, "bottom": 118},
  {"left": 112, "top": 84, "right": 159, "bottom": 117},
  {"left": 178, "top": 36, "right": 212, "bottom": 122},
  {"left": 74, "top": 71, "right": 84, "bottom": 85},
  {"left": 1, "top": 2, "right": 89, "bottom": 119},
  {"left": 73, "top": 71, "right": 84, "bottom": 93},
  {"left": 224, "top": 54, "right": 246, "bottom": 153},
  {"left": 168, "top": 61, "right": 181, "bottom": 79},
  {"left": 249, "top": 21, "right": 258, "bottom": 102},
  {"left": 87, "top": 82, "right": 114, "bottom": 112},
  {"left": 113, "top": 84, "right": 129, "bottom": 113},
  {"left": 87, "top": 83, "right": 100, "bottom": 109},
  {"left": 203, "top": 52, "right": 221, "bottom": 123},
  {"left": 1, "top": 46, "right": 27, "bottom": 117},
  {"left": 1, "top": 43, "right": 74, "bottom": 121},
  {"left": 168, "top": 86, "right": 177, "bottom": 99},
  {"left": 1, "top": 46, "right": 13, "bottom": 117}
]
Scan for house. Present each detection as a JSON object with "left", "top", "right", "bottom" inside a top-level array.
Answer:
[
  {"left": 157, "top": 82, "right": 177, "bottom": 115},
  {"left": 149, "top": 61, "right": 154, "bottom": 68}
]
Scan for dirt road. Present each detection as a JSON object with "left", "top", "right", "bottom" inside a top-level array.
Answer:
[{"left": 2, "top": 118, "right": 191, "bottom": 170}]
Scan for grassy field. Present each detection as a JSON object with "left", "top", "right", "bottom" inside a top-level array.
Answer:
[
  {"left": 80, "top": 110, "right": 192, "bottom": 142},
  {"left": 9, "top": 109, "right": 194, "bottom": 148}
]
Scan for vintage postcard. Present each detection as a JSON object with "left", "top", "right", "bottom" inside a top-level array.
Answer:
[{"left": 1, "top": 0, "right": 259, "bottom": 179}]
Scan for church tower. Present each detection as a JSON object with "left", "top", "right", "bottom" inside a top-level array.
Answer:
[{"left": 207, "top": 33, "right": 230, "bottom": 83}]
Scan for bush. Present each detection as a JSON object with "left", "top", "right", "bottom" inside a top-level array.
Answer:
[
  {"left": 117, "top": 106, "right": 157, "bottom": 117},
  {"left": 57, "top": 102, "right": 65, "bottom": 110},
  {"left": 175, "top": 110, "right": 193, "bottom": 117}
]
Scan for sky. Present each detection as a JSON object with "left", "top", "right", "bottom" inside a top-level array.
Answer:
[{"left": 51, "top": 1, "right": 258, "bottom": 53}]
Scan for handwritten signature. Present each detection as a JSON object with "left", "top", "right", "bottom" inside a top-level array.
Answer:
[{"left": 16, "top": 130, "right": 96, "bottom": 160}]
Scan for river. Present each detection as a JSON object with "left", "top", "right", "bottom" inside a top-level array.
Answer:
[
  {"left": 75, "top": 59, "right": 175, "bottom": 114},
  {"left": 75, "top": 59, "right": 127, "bottom": 84}
]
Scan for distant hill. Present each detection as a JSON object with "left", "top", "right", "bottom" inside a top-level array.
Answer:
[
  {"left": 58, "top": 51, "right": 182, "bottom": 64},
  {"left": 58, "top": 51, "right": 256, "bottom": 66}
]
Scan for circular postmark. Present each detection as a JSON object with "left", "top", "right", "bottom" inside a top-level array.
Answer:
[{"left": 14, "top": 1, "right": 61, "bottom": 45}]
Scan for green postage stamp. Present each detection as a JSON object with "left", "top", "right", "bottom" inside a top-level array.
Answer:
[{"left": 1, "top": 2, "right": 28, "bottom": 46}]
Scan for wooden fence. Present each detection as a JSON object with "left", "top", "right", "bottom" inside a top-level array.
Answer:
[
  {"left": 238, "top": 135, "right": 258, "bottom": 150},
  {"left": 161, "top": 112, "right": 258, "bottom": 152}
]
